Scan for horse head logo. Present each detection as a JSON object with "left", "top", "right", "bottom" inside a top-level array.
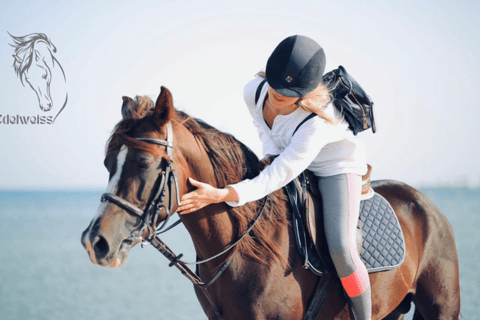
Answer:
[{"left": 9, "top": 32, "right": 68, "bottom": 122}]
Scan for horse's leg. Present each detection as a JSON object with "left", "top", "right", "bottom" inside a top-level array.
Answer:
[{"left": 410, "top": 201, "right": 461, "bottom": 320}]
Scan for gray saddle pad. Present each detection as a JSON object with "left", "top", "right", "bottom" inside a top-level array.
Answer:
[{"left": 359, "top": 192, "right": 406, "bottom": 273}]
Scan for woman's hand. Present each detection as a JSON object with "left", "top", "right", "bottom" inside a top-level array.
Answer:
[{"left": 178, "top": 178, "right": 238, "bottom": 214}]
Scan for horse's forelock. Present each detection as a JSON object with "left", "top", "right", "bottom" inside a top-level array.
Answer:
[
  {"left": 133, "top": 96, "right": 155, "bottom": 118},
  {"left": 14, "top": 49, "right": 33, "bottom": 85},
  {"left": 106, "top": 96, "right": 162, "bottom": 157}
]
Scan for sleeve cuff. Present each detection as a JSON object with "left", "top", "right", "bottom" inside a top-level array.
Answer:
[
  {"left": 225, "top": 186, "right": 240, "bottom": 207},
  {"left": 225, "top": 200, "right": 240, "bottom": 207},
  {"left": 225, "top": 183, "right": 248, "bottom": 207}
]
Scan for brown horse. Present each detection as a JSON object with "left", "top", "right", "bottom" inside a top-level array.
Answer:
[{"left": 81, "top": 87, "right": 460, "bottom": 320}]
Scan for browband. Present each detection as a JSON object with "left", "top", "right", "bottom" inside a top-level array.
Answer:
[{"left": 135, "top": 123, "right": 173, "bottom": 158}]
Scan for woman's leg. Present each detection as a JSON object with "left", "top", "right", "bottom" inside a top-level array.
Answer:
[{"left": 318, "top": 173, "right": 371, "bottom": 320}]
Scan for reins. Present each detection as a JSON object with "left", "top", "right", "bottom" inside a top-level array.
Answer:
[{"left": 100, "top": 122, "right": 270, "bottom": 320}]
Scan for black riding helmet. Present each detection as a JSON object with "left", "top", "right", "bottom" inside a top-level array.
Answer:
[{"left": 266, "top": 35, "right": 326, "bottom": 98}]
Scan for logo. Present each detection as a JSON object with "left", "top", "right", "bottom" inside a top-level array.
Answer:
[{"left": 6, "top": 32, "right": 68, "bottom": 124}]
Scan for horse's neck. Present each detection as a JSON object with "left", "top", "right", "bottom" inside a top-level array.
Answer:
[
  {"left": 181, "top": 203, "right": 235, "bottom": 262},
  {"left": 177, "top": 133, "right": 237, "bottom": 266}
]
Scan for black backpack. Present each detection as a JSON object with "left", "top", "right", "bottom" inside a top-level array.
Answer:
[
  {"left": 323, "top": 65, "right": 376, "bottom": 135},
  {"left": 255, "top": 65, "right": 377, "bottom": 136}
]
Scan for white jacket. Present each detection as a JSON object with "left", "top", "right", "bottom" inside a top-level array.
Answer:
[{"left": 227, "top": 77, "right": 367, "bottom": 207}]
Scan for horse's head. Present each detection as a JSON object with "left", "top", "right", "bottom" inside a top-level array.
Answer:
[
  {"left": 10, "top": 33, "right": 56, "bottom": 112},
  {"left": 81, "top": 86, "right": 186, "bottom": 268}
]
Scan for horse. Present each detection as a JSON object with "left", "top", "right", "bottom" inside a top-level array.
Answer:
[
  {"left": 81, "top": 86, "right": 461, "bottom": 319},
  {"left": 9, "top": 32, "right": 68, "bottom": 122}
]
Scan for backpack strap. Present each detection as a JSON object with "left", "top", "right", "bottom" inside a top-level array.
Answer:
[
  {"left": 255, "top": 79, "right": 268, "bottom": 105},
  {"left": 293, "top": 113, "right": 316, "bottom": 136}
]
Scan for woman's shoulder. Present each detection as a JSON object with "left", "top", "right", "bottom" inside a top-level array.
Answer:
[{"left": 244, "top": 76, "right": 268, "bottom": 109}]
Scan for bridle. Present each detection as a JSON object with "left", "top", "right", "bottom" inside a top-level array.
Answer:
[
  {"left": 100, "top": 122, "right": 269, "bottom": 320},
  {"left": 101, "top": 123, "right": 182, "bottom": 244}
]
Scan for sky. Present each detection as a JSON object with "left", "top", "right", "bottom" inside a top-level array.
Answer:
[{"left": 0, "top": 0, "right": 479, "bottom": 190}]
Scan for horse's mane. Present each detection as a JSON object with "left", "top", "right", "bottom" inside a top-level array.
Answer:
[
  {"left": 106, "top": 97, "right": 289, "bottom": 267},
  {"left": 8, "top": 32, "right": 56, "bottom": 85}
]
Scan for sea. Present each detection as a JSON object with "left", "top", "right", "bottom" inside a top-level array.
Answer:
[{"left": 0, "top": 188, "right": 478, "bottom": 320}]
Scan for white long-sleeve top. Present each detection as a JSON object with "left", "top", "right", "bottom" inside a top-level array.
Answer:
[{"left": 227, "top": 77, "right": 367, "bottom": 207}]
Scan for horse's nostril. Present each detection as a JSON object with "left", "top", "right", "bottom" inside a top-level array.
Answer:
[{"left": 93, "top": 235, "right": 110, "bottom": 260}]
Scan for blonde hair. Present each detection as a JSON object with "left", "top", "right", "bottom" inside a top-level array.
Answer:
[
  {"left": 256, "top": 71, "right": 337, "bottom": 125},
  {"left": 297, "top": 84, "right": 336, "bottom": 125},
  {"left": 256, "top": 71, "right": 267, "bottom": 78}
]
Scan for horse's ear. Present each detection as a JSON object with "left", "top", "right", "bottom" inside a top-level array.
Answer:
[
  {"left": 121, "top": 96, "right": 135, "bottom": 118},
  {"left": 154, "top": 86, "right": 174, "bottom": 126},
  {"left": 12, "top": 54, "right": 22, "bottom": 64}
]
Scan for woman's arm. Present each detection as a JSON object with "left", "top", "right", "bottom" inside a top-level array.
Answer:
[{"left": 178, "top": 178, "right": 239, "bottom": 214}]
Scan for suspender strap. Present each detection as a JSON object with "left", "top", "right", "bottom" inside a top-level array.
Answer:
[
  {"left": 293, "top": 113, "right": 316, "bottom": 136},
  {"left": 255, "top": 79, "right": 268, "bottom": 105}
]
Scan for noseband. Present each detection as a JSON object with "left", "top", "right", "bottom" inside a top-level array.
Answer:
[{"left": 99, "top": 122, "right": 269, "bottom": 320}]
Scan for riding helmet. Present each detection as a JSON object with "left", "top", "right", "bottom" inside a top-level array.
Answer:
[{"left": 266, "top": 35, "right": 326, "bottom": 97}]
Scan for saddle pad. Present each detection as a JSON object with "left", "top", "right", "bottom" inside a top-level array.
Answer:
[{"left": 359, "top": 192, "right": 406, "bottom": 273}]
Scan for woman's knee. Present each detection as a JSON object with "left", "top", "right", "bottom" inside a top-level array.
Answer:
[{"left": 329, "top": 244, "right": 359, "bottom": 276}]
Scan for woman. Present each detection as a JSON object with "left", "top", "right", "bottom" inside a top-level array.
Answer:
[{"left": 178, "top": 35, "right": 371, "bottom": 320}]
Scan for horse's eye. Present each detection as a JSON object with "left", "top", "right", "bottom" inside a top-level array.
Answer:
[
  {"left": 42, "top": 74, "right": 47, "bottom": 79},
  {"left": 138, "top": 160, "right": 151, "bottom": 169}
]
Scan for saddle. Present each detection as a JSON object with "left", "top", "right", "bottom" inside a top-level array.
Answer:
[{"left": 284, "top": 165, "right": 405, "bottom": 275}]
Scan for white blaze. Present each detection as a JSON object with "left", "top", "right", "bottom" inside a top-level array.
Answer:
[{"left": 88, "top": 145, "right": 129, "bottom": 234}]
